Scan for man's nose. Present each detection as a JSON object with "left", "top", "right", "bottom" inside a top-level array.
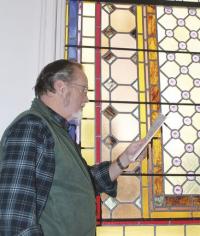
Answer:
[{"left": 84, "top": 93, "right": 89, "bottom": 103}]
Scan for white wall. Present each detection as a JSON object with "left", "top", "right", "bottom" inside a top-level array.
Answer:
[{"left": 0, "top": 0, "right": 66, "bottom": 138}]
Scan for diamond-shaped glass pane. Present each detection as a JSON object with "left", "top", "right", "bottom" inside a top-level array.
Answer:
[
  {"left": 154, "top": 195, "right": 165, "bottom": 207},
  {"left": 135, "top": 197, "right": 141, "bottom": 209},
  {"left": 129, "top": 5, "right": 136, "bottom": 15},
  {"left": 103, "top": 3, "right": 116, "bottom": 14},
  {"left": 103, "top": 78, "right": 117, "bottom": 91},
  {"left": 104, "top": 135, "right": 117, "bottom": 149},
  {"left": 104, "top": 197, "right": 118, "bottom": 210},
  {"left": 103, "top": 105, "right": 118, "bottom": 120},
  {"left": 103, "top": 26, "right": 116, "bottom": 38},
  {"left": 103, "top": 51, "right": 116, "bottom": 64},
  {"left": 130, "top": 28, "right": 137, "bottom": 38},
  {"left": 131, "top": 53, "right": 138, "bottom": 64}
]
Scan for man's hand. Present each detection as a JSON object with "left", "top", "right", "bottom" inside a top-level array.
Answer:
[
  {"left": 109, "top": 139, "right": 148, "bottom": 181},
  {"left": 124, "top": 139, "right": 147, "bottom": 163}
]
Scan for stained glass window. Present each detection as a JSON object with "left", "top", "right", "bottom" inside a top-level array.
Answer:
[{"left": 65, "top": 0, "right": 200, "bottom": 235}]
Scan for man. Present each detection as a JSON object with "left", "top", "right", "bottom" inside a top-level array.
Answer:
[{"left": 0, "top": 59, "right": 146, "bottom": 235}]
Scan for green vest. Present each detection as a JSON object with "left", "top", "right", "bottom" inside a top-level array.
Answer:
[{"left": 3, "top": 99, "right": 96, "bottom": 236}]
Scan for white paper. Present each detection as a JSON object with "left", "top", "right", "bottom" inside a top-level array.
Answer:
[{"left": 130, "top": 113, "right": 166, "bottom": 161}]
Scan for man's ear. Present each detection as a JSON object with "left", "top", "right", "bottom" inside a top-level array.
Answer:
[{"left": 54, "top": 80, "right": 68, "bottom": 95}]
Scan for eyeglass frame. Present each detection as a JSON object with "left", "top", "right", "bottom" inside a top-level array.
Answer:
[{"left": 69, "top": 82, "right": 88, "bottom": 94}]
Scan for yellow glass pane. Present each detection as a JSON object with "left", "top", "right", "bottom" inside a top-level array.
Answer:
[
  {"left": 81, "top": 120, "right": 94, "bottom": 147},
  {"left": 96, "top": 226, "right": 123, "bottom": 236},
  {"left": 186, "top": 225, "right": 200, "bottom": 236},
  {"left": 141, "top": 123, "right": 147, "bottom": 138},
  {"left": 81, "top": 149, "right": 95, "bottom": 166},
  {"left": 83, "top": 2, "right": 95, "bottom": 16},
  {"left": 139, "top": 92, "right": 146, "bottom": 102},
  {"left": 110, "top": 9, "right": 136, "bottom": 32},
  {"left": 140, "top": 104, "right": 146, "bottom": 123},
  {"left": 156, "top": 226, "right": 184, "bottom": 236},
  {"left": 138, "top": 51, "right": 144, "bottom": 62},
  {"left": 82, "top": 17, "right": 95, "bottom": 36},
  {"left": 125, "top": 226, "right": 154, "bottom": 236},
  {"left": 142, "top": 157, "right": 148, "bottom": 176},
  {"left": 142, "top": 187, "right": 149, "bottom": 217},
  {"left": 82, "top": 64, "right": 95, "bottom": 90},
  {"left": 152, "top": 139, "right": 162, "bottom": 166},
  {"left": 151, "top": 211, "right": 191, "bottom": 218},
  {"left": 137, "top": 6, "right": 143, "bottom": 34},
  {"left": 142, "top": 169, "right": 149, "bottom": 187},
  {"left": 138, "top": 35, "right": 144, "bottom": 49},
  {"left": 82, "top": 102, "right": 94, "bottom": 118},
  {"left": 82, "top": 48, "right": 95, "bottom": 62},
  {"left": 138, "top": 63, "right": 145, "bottom": 91},
  {"left": 192, "top": 212, "right": 200, "bottom": 217}
]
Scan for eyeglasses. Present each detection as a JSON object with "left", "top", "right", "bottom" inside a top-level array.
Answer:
[{"left": 70, "top": 82, "right": 88, "bottom": 94}]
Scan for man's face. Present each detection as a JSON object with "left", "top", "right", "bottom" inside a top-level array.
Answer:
[{"left": 61, "top": 67, "right": 89, "bottom": 121}]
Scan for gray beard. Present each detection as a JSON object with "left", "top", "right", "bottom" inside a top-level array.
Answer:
[{"left": 68, "top": 110, "right": 82, "bottom": 124}]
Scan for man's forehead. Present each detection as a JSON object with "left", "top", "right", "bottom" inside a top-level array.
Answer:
[{"left": 73, "top": 68, "right": 88, "bottom": 84}]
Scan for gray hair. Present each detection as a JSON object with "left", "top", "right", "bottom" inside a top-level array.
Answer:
[{"left": 34, "top": 59, "right": 82, "bottom": 97}]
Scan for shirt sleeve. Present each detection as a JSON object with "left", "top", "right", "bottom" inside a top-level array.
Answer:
[
  {"left": 0, "top": 115, "right": 55, "bottom": 236},
  {"left": 88, "top": 161, "right": 117, "bottom": 197}
]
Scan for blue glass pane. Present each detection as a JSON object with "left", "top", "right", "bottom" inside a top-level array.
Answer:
[{"left": 68, "top": 0, "right": 78, "bottom": 60}]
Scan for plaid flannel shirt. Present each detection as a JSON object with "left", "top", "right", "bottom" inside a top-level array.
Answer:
[{"left": 0, "top": 107, "right": 117, "bottom": 235}]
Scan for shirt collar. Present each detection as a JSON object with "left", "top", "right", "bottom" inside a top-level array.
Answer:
[
  {"left": 46, "top": 106, "right": 77, "bottom": 140},
  {"left": 40, "top": 100, "right": 69, "bottom": 130}
]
